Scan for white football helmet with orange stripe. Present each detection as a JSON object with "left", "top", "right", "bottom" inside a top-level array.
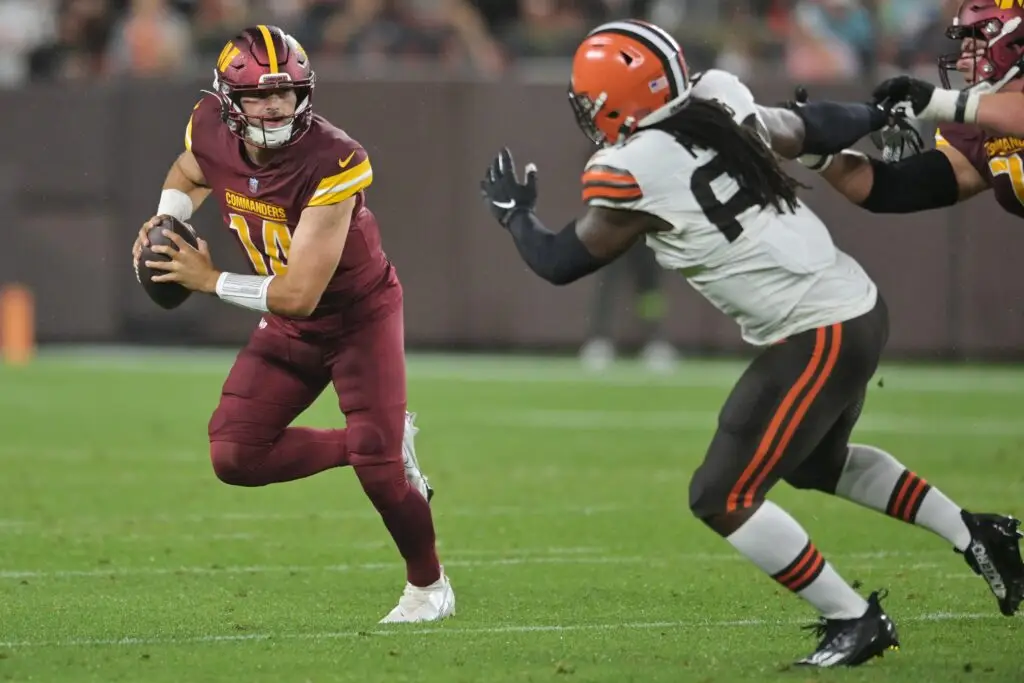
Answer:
[
  {"left": 569, "top": 19, "right": 693, "bottom": 145},
  {"left": 210, "top": 24, "right": 315, "bottom": 149}
]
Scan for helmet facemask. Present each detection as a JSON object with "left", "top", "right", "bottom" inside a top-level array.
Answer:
[
  {"left": 939, "top": 16, "right": 1024, "bottom": 92},
  {"left": 569, "top": 87, "right": 620, "bottom": 146},
  {"left": 211, "top": 69, "right": 315, "bottom": 149}
]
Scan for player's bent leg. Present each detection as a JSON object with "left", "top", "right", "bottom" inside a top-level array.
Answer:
[
  {"left": 787, "top": 397, "right": 1024, "bottom": 616},
  {"left": 330, "top": 298, "right": 452, "bottom": 623},
  {"left": 690, "top": 321, "right": 898, "bottom": 667},
  {"left": 208, "top": 327, "right": 347, "bottom": 487},
  {"left": 346, "top": 411, "right": 452, "bottom": 623}
]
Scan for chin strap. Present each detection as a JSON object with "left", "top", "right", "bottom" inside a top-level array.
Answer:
[{"left": 977, "top": 63, "right": 1023, "bottom": 95}]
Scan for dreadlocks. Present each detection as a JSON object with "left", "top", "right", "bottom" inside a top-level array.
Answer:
[{"left": 650, "top": 97, "right": 804, "bottom": 215}]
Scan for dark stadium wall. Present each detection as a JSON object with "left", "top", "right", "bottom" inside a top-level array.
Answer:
[{"left": 4, "top": 78, "right": 1022, "bottom": 359}]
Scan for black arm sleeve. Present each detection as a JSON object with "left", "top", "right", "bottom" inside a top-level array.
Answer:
[
  {"left": 506, "top": 211, "right": 606, "bottom": 285},
  {"left": 795, "top": 101, "right": 888, "bottom": 155},
  {"left": 860, "top": 150, "right": 961, "bottom": 214}
]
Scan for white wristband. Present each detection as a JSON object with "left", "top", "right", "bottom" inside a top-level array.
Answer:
[
  {"left": 156, "top": 189, "right": 194, "bottom": 222},
  {"left": 919, "top": 88, "right": 979, "bottom": 124},
  {"left": 962, "top": 91, "right": 980, "bottom": 124},
  {"left": 798, "top": 153, "right": 834, "bottom": 172},
  {"left": 215, "top": 272, "right": 275, "bottom": 312}
]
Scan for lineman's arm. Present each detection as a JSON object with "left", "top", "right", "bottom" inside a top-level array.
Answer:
[{"left": 813, "top": 145, "right": 987, "bottom": 212}]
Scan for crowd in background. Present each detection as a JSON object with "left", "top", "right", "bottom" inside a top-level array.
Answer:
[{"left": 0, "top": 0, "right": 965, "bottom": 87}]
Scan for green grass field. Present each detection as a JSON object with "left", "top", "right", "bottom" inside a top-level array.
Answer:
[{"left": 1, "top": 350, "right": 1023, "bottom": 683}]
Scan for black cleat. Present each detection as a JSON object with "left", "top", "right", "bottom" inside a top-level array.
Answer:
[
  {"left": 795, "top": 591, "right": 900, "bottom": 668},
  {"left": 960, "top": 511, "right": 1024, "bottom": 616}
]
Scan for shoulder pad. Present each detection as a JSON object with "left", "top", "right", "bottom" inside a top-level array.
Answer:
[{"left": 303, "top": 136, "right": 373, "bottom": 208}]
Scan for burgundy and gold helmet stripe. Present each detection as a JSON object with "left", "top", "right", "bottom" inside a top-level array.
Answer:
[
  {"left": 216, "top": 41, "right": 240, "bottom": 73},
  {"left": 256, "top": 24, "right": 279, "bottom": 74}
]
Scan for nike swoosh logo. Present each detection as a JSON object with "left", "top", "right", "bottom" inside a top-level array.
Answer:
[
  {"left": 492, "top": 199, "right": 516, "bottom": 209},
  {"left": 339, "top": 151, "right": 356, "bottom": 168}
]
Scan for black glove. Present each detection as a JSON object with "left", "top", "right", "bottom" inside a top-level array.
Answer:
[
  {"left": 871, "top": 76, "right": 936, "bottom": 116},
  {"left": 480, "top": 147, "right": 538, "bottom": 227}
]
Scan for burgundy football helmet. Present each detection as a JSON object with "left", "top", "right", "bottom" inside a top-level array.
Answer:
[
  {"left": 939, "top": 1, "right": 1024, "bottom": 91},
  {"left": 210, "top": 25, "right": 315, "bottom": 148}
]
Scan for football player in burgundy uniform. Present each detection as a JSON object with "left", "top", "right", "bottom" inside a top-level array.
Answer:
[
  {"left": 873, "top": 2, "right": 1024, "bottom": 174},
  {"left": 130, "top": 25, "right": 455, "bottom": 623},
  {"left": 789, "top": 0, "right": 1024, "bottom": 621},
  {"left": 802, "top": 1, "right": 1024, "bottom": 224}
]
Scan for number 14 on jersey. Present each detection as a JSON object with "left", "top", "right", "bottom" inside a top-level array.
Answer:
[{"left": 227, "top": 213, "right": 292, "bottom": 276}]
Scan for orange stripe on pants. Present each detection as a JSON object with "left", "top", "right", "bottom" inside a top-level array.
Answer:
[
  {"left": 726, "top": 324, "right": 841, "bottom": 512},
  {"left": 742, "top": 324, "right": 843, "bottom": 508}
]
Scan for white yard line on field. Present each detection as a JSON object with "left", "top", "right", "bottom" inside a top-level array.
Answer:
[
  {"left": 0, "top": 550, "right": 953, "bottom": 581},
  {"left": 0, "top": 611, "right": 997, "bottom": 650}
]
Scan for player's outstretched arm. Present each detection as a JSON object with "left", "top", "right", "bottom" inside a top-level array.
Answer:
[
  {"left": 754, "top": 98, "right": 888, "bottom": 160},
  {"left": 506, "top": 204, "right": 668, "bottom": 286},
  {"left": 479, "top": 148, "right": 669, "bottom": 285},
  {"left": 215, "top": 196, "right": 356, "bottom": 317},
  {"left": 810, "top": 145, "right": 986, "bottom": 213},
  {"left": 873, "top": 75, "right": 1024, "bottom": 137}
]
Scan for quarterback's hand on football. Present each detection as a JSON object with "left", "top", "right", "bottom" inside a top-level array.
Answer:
[
  {"left": 480, "top": 147, "right": 538, "bottom": 227},
  {"left": 132, "top": 215, "right": 163, "bottom": 263},
  {"left": 145, "top": 229, "right": 220, "bottom": 293}
]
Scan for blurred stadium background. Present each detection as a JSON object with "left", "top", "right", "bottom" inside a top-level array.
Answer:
[
  {"left": 2, "top": 3, "right": 1023, "bottom": 682},
  {"left": 1, "top": 0, "right": 1021, "bottom": 363}
]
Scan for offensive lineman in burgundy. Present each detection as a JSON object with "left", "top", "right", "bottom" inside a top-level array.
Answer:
[{"left": 130, "top": 25, "right": 455, "bottom": 623}]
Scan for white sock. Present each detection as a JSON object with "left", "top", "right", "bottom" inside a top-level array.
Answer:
[
  {"left": 727, "top": 501, "right": 868, "bottom": 620},
  {"left": 835, "top": 444, "right": 971, "bottom": 551}
]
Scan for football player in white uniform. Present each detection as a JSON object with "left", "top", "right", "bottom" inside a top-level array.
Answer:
[{"left": 479, "top": 18, "right": 1022, "bottom": 667}]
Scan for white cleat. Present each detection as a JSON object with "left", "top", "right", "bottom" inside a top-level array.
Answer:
[
  {"left": 402, "top": 411, "right": 433, "bottom": 502},
  {"left": 378, "top": 570, "right": 456, "bottom": 624}
]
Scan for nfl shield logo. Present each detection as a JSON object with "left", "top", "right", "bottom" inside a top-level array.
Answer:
[{"left": 248, "top": 177, "right": 259, "bottom": 194}]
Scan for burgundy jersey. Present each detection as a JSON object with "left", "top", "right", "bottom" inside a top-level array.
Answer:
[
  {"left": 936, "top": 123, "right": 1024, "bottom": 219},
  {"left": 185, "top": 95, "right": 399, "bottom": 335}
]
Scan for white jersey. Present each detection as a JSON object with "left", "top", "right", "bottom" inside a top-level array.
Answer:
[{"left": 582, "top": 69, "right": 877, "bottom": 346}]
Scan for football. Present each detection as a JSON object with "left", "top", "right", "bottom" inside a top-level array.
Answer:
[{"left": 135, "top": 216, "right": 200, "bottom": 310}]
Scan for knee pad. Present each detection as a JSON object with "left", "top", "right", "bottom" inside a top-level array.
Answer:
[
  {"left": 346, "top": 416, "right": 403, "bottom": 468},
  {"left": 346, "top": 415, "right": 408, "bottom": 511},
  {"left": 347, "top": 420, "right": 386, "bottom": 459},
  {"left": 689, "top": 461, "right": 742, "bottom": 519},
  {"left": 210, "top": 441, "right": 267, "bottom": 487}
]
